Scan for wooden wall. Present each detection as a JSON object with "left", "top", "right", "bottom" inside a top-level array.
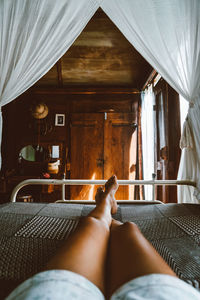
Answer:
[
  {"left": 1, "top": 80, "right": 181, "bottom": 203},
  {"left": 1, "top": 88, "right": 139, "bottom": 202}
]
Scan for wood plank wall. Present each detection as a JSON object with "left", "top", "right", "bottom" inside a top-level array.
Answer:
[
  {"left": 1, "top": 80, "right": 181, "bottom": 203},
  {"left": 1, "top": 88, "right": 140, "bottom": 202}
]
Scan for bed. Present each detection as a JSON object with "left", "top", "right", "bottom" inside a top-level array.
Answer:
[{"left": 1, "top": 201, "right": 200, "bottom": 299}]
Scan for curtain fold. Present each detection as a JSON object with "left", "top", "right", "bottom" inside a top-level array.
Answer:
[
  {"left": 101, "top": 0, "right": 200, "bottom": 202},
  {"left": 0, "top": 0, "right": 100, "bottom": 168},
  {"left": 141, "top": 86, "right": 155, "bottom": 200},
  {"left": 178, "top": 103, "right": 200, "bottom": 202},
  {"left": 101, "top": 0, "right": 200, "bottom": 102},
  {"left": 1, "top": 0, "right": 200, "bottom": 203}
]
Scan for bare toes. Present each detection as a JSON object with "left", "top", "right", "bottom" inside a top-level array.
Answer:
[
  {"left": 105, "top": 175, "right": 118, "bottom": 194},
  {"left": 95, "top": 186, "right": 104, "bottom": 202},
  {"left": 97, "top": 186, "right": 104, "bottom": 193}
]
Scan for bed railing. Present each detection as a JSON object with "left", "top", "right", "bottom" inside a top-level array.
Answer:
[{"left": 10, "top": 176, "right": 196, "bottom": 203}]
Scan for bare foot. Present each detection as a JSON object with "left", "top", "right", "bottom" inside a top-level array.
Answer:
[
  {"left": 105, "top": 175, "right": 118, "bottom": 195},
  {"left": 105, "top": 175, "right": 118, "bottom": 214},
  {"left": 95, "top": 175, "right": 118, "bottom": 214},
  {"left": 95, "top": 186, "right": 104, "bottom": 205}
]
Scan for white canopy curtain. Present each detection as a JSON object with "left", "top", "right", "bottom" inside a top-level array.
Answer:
[
  {"left": 1, "top": 0, "right": 200, "bottom": 203},
  {"left": 178, "top": 102, "right": 200, "bottom": 203},
  {"left": 0, "top": 0, "right": 101, "bottom": 168},
  {"left": 141, "top": 85, "right": 155, "bottom": 200},
  {"left": 101, "top": 0, "right": 200, "bottom": 203}
]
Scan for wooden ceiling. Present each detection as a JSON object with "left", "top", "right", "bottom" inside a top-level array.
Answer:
[{"left": 34, "top": 8, "right": 153, "bottom": 90}]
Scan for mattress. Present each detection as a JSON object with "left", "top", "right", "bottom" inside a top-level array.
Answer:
[{"left": 0, "top": 202, "right": 200, "bottom": 298}]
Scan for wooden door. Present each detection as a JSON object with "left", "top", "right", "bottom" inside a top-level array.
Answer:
[
  {"left": 70, "top": 112, "right": 137, "bottom": 200},
  {"left": 104, "top": 113, "right": 137, "bottom": 200},
  {"left": 70, "top": 113, "right": 104, "bottom": 200}
]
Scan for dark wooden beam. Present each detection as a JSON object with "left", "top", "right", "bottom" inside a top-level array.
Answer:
[
  {"left": 142, "top": 69, "right": 157, "bottom": 90},
  {"left": 31, "top": 87, "right": 141, "bottom": 95},
  {"left": 56, "top": 59, "right": 63, "bottom": 87}
]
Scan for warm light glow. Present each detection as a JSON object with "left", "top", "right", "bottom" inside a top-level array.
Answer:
[{"left": 88, "top": 173, "right": 96, "bottom": 200}]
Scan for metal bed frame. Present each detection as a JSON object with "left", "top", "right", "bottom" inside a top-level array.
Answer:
[{"left": 10, "top": 177, "right": 196, "bottom": 203}]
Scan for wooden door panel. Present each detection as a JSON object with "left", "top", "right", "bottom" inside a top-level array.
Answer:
[
  {"left": 70, "top": 113, "right": 104, "bottom": 200},
  {"left": 104, "top": 113, "right": 137, "bottom": 200}
]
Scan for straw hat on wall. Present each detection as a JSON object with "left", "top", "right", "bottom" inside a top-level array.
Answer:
[
  {"left": 31, "top": 103, "right": 49, "bottom": 119},
  {"left": 47, "top": 160, "right": 59, "bottom": 174}
]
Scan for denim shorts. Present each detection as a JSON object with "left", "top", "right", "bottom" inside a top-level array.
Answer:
[{"left": 6, "top": 270, "right": 200, "bottom": 300}]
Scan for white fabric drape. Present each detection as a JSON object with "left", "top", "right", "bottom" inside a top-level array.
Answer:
[
  {"left": 1, "top": 0, "right": 200, "bottom": 202},
  {"left": 178, "top": 103, "right": 200, "bottom": 203},
  {"left": 179, "top": 96, "right": 189, "bottom": 135},
  {"left": 101, "top": 0, "right": 200, "bottom": 202},
  {"left": 0, "top": 0, "right": 101, "bottom": 167},
  {"left": 141, "top": 86, "right": 155, "bottom": 200}
]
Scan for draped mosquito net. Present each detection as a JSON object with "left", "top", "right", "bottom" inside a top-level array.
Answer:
[{"left": 0, "top": 0, "right": 200, "bottom": 202}]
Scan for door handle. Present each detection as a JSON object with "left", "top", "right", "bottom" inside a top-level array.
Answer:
[{"left": 96, "top": 158, "right": 104, "bottom": 167}]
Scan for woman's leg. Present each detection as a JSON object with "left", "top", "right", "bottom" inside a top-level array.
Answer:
[
  {"left": 46, "top": 175, "right": 118, "bottom": 294},
  {"left": 107, "top": 219, "right": 176, "bottom": 297}
]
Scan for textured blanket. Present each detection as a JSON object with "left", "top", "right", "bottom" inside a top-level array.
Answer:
[{"left": 0, "top": 202, "right": 200, "bottom": 298}]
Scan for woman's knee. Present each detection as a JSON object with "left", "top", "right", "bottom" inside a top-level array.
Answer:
[
  {"left": 123, "top": 221, "right": 138, "bottom": 229},
  {"left": 111, "top": 221, "right": 139, "bottom": 238},
  {"left": 79, "top": 216, "right": 109, "bottom": 233},
  {"left": 79, "top": 216, "right": 99, "bottom": 227}
]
